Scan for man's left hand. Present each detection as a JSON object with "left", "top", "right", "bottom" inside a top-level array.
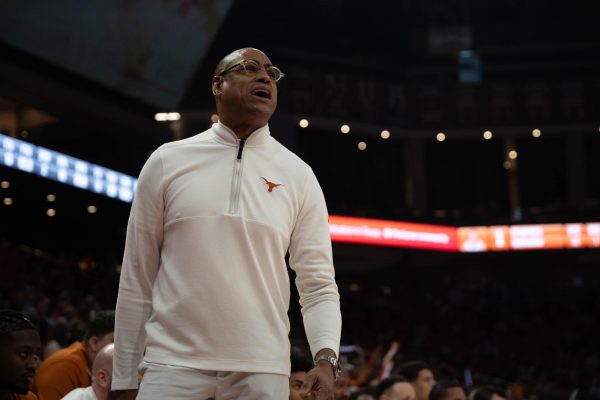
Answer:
[{"left": 298, "top": 362, "right": 335, "bottom": 400}]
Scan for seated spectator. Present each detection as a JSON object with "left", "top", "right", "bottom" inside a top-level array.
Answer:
[
  {"left": 375, "top": 375, "right": 416, "bottom": 400},
  {"left": 429, "top": 380, "right": 467, "bottom": 400},
  {"left": 468, "top": 386, "right": 507, "bottom": 400},
  {"left": 290, "top": 352, "right": 313, "bottom": 400},
  {"left": 349, "top": 387, "right": 376, "bottom": 400},
  {"left": 335, "top": 369, "right": 352, "bottom": 400},
  {"left": 43, "top": 322, "right": 69, "bottom": 360},
  {"left": 33, "top": 310, "right": 114, "bottom": 400},
  {"left": 397, "top": 361, "right": 436, "bottom": 400},
  {"left": 61, "top": 344, "right": 114, "bottom": 400},
  {"left": 0, "top": 310, "right": 42, "bottom": 400}
]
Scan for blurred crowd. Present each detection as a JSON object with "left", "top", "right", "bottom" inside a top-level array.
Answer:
[{"left": 1, "top": 241, "right": 599, "bottom": 399}]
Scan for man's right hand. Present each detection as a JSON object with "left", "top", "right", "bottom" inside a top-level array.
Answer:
[{"left": 109, "top": 389, "right": 138, "bottom": 400}]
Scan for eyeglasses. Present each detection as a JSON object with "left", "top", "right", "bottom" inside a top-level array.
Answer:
[{"left": 217, "top": 59, "right": 285, "bottom": 83}]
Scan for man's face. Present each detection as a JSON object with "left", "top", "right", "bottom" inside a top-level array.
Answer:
[
  {"left": 289, "top": 371, "right": 306, "bottom": 400},
  {"left": 95, "top": 332, "right": 114, "bottom": 352},
  {"left": 413, "top": 369, "right": 436, "bottom": 400},
  {"left": 0, "top": 330, "right": 41, "bottom": 394},
  {"left": 89, "top": 331, "right": 115, "bottom": 361},
  {"left": 214, "top": 49, "right": 278, "bottom": 127},
  {"left": 385, "top": 382, "right": 417, "bottom": 400},
  {"left": 441, "top": 387, "right": 467, "bottom": 400}
]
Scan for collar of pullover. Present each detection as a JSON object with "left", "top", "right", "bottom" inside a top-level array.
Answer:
[{"left": 212, "top": 122, "right": 270, "bottom": 147}]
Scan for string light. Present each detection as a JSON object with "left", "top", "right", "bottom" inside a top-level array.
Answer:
[{"left": 154, "top": 112, "right": 181, "bottom": 121}]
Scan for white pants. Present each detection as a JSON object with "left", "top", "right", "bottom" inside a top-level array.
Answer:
[{"left": 137, "top": 361, "right": 289, "bottom": 400}]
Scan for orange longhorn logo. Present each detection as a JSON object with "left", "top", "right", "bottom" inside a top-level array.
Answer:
[{"left": 261, "top": 177, "right": 284, "bottom": 192}]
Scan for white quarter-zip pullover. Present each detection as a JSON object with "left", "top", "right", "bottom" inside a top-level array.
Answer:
[{"left": 112, "top": 122, "right": 341, "bottom": 390}]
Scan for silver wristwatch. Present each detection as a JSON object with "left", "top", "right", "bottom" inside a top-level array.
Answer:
[{"left": 314, "top": 354, "right": 342, "bottom": 379}]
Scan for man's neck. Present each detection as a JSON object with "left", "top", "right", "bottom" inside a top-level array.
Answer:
[{"left": 219, "top": 119, "right": 265, "bottom": 140}]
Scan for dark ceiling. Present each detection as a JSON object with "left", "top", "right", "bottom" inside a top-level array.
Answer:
[{"left": 1, "top": 0, "right": 600, "bottom": 266}]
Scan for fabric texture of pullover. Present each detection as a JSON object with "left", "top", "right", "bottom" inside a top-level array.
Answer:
[{"left": 112, "top": 122, "right": 341, "bottom": 390}]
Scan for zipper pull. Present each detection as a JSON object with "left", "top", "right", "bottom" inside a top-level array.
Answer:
[{"left": 237, "top": 139, "right": 245, "bottom": 160}]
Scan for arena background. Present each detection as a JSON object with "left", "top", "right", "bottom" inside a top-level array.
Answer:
[{"left": 1, "top": 1, "right": 599, "bottom": 398}]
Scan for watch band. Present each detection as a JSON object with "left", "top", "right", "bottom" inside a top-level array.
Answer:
[{"left": 314, "top": 354, "right": 343, "bottom": 379}]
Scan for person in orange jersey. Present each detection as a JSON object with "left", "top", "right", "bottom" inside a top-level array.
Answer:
[{"left": 33, "top": 310, "right": 114, "bottom": 400}]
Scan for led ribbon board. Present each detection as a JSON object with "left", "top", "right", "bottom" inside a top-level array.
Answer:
[
  {"left": 457, "top": 224, "right": 600, "bottom": 252},
  {"left": 329, "top": 216, "right": 600, "bottom": 252},
  {"left": 2, "top": 133, "right": 599, "bottom": 252},
  {"left": 0, "top": 133, "right": 136, "bottom": 203},
  {"left": 329, "top": 215, "right": 459, "bottom": 252}
]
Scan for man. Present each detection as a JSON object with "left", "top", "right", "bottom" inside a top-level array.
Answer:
[
  {"left": 62, "top": 344, "right": 114, "bottom": 400},
  {"left": 33, "top": 310, "right": 115, "bottom": 400},
  {"left": 111, "top": 47, "right": 342, "bottom": 399},
  {"left": 289, "top": 352, "right": 313, "bottom": 400},
  {"left": 397, "top": 361, "right": 436, "bottom": 400},
  {"left": 375, "top": 376, "right": 416, "bottom": 400},
  {"left": 429, "top": 380, "right": 467, "bottom": 400},
  {"left": 0, "top": 310, "right": 41, "bottom": 400}
]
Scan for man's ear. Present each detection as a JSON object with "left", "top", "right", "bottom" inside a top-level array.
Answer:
[
  {"left": 96, "top": 369, "right": 108, "bottom": 388},
  {"left": 212, "top": 76, "right": 223, "bottom": 95}
]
